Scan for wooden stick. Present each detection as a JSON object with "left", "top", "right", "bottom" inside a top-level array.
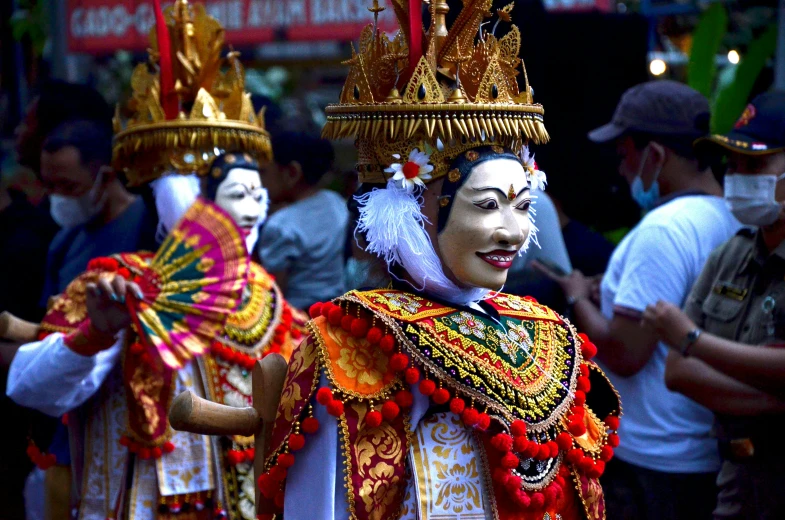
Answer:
[
  {"left": 254, "top": 353, "right": 288, "bottom": 511},
  {"left": 0, "top": 311, "right": 39, "bottom": 342},
  {"left": 169, "top": 391, "right": 258, "bottom": 437}
]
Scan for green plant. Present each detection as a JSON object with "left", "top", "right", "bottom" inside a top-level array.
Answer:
[
  {"left": 687, "top": 3, "right": 728, "bottom": 98},
  {"left": 10, "top": 0, "right": 48, "bottom": 58}
]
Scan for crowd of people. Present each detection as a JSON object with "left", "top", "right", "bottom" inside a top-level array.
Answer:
[{"left": 1, "top": 3, "right": 784, "bottom": 520}]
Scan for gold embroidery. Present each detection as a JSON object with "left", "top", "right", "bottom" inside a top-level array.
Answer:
[
  {"left": 128, "top": 365, "right": 164, "bottom": 435},
  {"left": 276, "top": 336, "right": 317, "bottom": 423},
  {"left": 448, "top": 168, "right": 461, "bottom": 182},
  {"left": 332, "top": 327, "right": 389, "bottom": 386}
]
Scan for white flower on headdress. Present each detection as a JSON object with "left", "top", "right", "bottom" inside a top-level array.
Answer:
[
  {"left": 521, "top": 145, "right": 547, "bottom": 192},
  {"left": 385, "top": 148, "right": 434, "bottom": 191}
]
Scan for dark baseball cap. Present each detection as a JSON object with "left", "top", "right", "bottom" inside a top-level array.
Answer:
[
  {"left": 588, "top": 80, "right": 710, "bottom": 143},
  {"left": 695, "top": 91, "right": 785, "bottom": 155}
]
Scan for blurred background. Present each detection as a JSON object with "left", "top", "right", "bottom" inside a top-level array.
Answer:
[{"left": 0, "top": 0, "right": 782, "bottom": 238}]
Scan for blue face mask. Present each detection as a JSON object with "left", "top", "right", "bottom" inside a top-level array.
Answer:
[{"left": 630, "top": 146, "right": 662, "bottom": 210}]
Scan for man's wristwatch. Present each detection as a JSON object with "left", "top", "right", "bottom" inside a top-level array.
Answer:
[{"left": 679, "top": 328, "right": 702, "bottom": 356}]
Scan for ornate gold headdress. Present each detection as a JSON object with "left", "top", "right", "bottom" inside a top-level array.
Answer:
[
  {"left": 322, "top": 0, "right": 548, "bottom": 184},
  {"left": 112, "top": 0, "right": 271, "bottom": 186}
]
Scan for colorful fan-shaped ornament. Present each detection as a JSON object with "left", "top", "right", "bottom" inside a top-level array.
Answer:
[{"left": 127, "top": 197, "right": 249, "bottom": 369}]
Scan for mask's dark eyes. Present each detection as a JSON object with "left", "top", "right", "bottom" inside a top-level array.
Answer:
[
  {"left": 515, "top": 199, "right": 531, "bottom": 211},
  {"left": 473, "top": 198, "right": 499, "bottom": 210}
]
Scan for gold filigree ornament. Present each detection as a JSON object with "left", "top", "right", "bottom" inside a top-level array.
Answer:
[
  {"left": 112, "top": 0, "right": 271, "bottom": 186},
  {"left": 322, "top": 0, "right": 548, "bottom": 184}
]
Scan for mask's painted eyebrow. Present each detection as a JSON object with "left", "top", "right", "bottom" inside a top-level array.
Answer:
[
  {"left": 221, "top": 182, "right": 261, "bottom": 193},
  {"left": 472, "top": 186, "right": 529, "bottom": 199}
]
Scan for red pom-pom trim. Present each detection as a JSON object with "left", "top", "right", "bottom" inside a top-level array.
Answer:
[
  {"left": 556, "top": 432, "right": 573, "bottom": 451},
  {"left": 327, "top": 400, "right": 345, "bottom": 417},
  {"left": 395, "top": 390, "right": 414, "bottom": 408},
  {"left": 432, "top": 388, "right": 450, "bottom": 405},
  {"left": 340, "top": 315, "right": 354, "bottom": 332},
  {"left": 351, "top": 318, "right": 369, "bottom": 338},
  {"left": 605, "top": 415, "right": 620, "bottom": 431},
  {"left": 379, "top": 334, "right": 395, "bottom": 353},
  {"left": 366, "top": 327, "right": 383, "bottom": 344},
  {"left": 390, "top": 353, "right": 409, "bottom": 372},
  {"left": 568, "top": 420, "right": 587, "bottom": 437},
  {"left": 523, "top": 441, "right": 540, "bottom": 459},
  {"left": 418, "top": 379, "right": 436, "bottom": 396},
  {"left": 381, "top": 401, "right": 400, "bottom": 421},
  {"left": 461, "top": 408, "right": 480, "bottom": 427},
  {"left": 327, "top": 306, "right": 344, "bottom": 326},
  {"left": 277, "top": 453, "right": 296, "bottom": 468},
  {"left": 566, "top": 448, "right": 583, "bottom": 465},
  {"left": 576, "top": 377, "right": 591, "bottom": 393},
  {"left": 301, "top": 417, "right": 320, "bottom": 434},
  {"left": 365, "top": 410, "right": 383, "bottom": 428},
  {"left": 309, "top": 302, "right": 323, "bottom": 319},
  {"left": 288, "top": 434, "right": 306, "bottom": 451},
  {"left": 530, "top": 492, "right": 545, "bottom": 509},
  {"left": 163, "top": 441, "right": 175, "bottom": 454},
  {"left": 581, "top": 341, "right": 598, "bottom": 360},
  {"left": 501, "top": 452, "right": 520, "bottom": 469},
  {"left": 513, "top": 436, "right": 529, "bottom": 453},
  {"left": 492, "top": 435, "right": 513, "bottom": 455},
  {"left": 600, "top": 445, "right": 614, "bottom": 462},
  {"left": 573, "top": 390, "right": 586, "bottom": 406},
  {"left": 404, "top": 367, "right": 420, "bottom": 384},
  {"left": 608, "top": 433, "right": 620, "bottom": 447},
  {"left": 510, "top": 420, "right": 527, "bottom": 437},
  {"left": 476, "top": 413, "right": 491, "bottom": 431},
  {"left": 449, "top": 397, "right": 466, "bottom": 415}
]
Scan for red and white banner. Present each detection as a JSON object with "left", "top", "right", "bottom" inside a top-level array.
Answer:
[{"left": 67, "top": 0, "right": 399, "bottom": 54}]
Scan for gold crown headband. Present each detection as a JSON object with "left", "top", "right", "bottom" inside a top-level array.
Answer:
[
  {"left": 322, "top": 0, "right": 548, "bottom": 184},
  {"left": 112, "top": 0, "right": 271, "bottom": 186}
]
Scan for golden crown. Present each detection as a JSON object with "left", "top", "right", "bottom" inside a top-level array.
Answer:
[
  {"left": 112, "top": 0, "right": 271, "bottom": 186},
  {"left": 322, "top": 0, "right": 548, "bottom": 183}
]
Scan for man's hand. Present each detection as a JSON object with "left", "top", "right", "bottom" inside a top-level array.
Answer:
[
  {"left": 531, "top": 261, "right": 592, "bottom": 302},
  {"left": 85, "top": 275, "right": 143, "bottom": 336},
  {"left": 642, "top": 300, "right": 696, "bottom": 348}
]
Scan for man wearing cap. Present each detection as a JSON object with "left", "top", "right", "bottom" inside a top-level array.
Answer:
[
  {"left": 537, "top": 80, "right": 740, "bottom": 519},
  {"left": 643, "top": 91, "right": 785, "bottom": 519}
]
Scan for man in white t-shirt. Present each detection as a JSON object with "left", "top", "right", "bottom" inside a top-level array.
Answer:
[{"left": 536, "top": 81, "right": 740, "bottom": 520}]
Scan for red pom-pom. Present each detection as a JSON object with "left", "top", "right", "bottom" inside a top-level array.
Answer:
[
  {"left": 476, "top": 413, "right": 491, "bottom": 431},
  {"left": 501, "top": 452, "right": 520, "bottom": 469},
  {"left": 327, "top": 306, "right": 344, "bottom": 326},
  {"left": 163, "top": 441, "right": 175, "bottom": 454},
  {"left": 269, "top": 465, "right": 288, "bottom": 482},
  {"left": 274, "top": 491, "right": 286, "bottom": 509},
  {"left": 461, "top": 408, "right": 480, "bottom": 427},
  {"left": 130, "top": 342, "right": 144, "bottom": 355},
  {"left": 544, "top": 484, "right": 559, "bottom": 506},
  {"left": 530, "top": 492, "right": 545, "bottom": 509},
  {"left": 547, "top": 441, "right": 559, "bottom": 458},
  {"left": 316, "top": 387, "right": 334, "bottom": 405},
  {"left": 576, "top": 377, "right": 591, "bottom": 393},
  {"left": 536, "top": 444, "right": 551, "bottom": 460},
  {"left": 524, "top": 441, "right": 540, "bottom": 459},
  {"left": 327, "top": 400, "right": 345, "bottom": 417},
  {"left": 578, "top": 456, "right": 594, "bottom": 474},
  {"left": 608, "top": 433, "right": 620, "bottom": 447},
  {"left": 505, "top": 474, "right": 523, "bottom": 493},
  {"left": 308, "top": 302, "right": 323, "bottom": 319},
  {"left": 288, "top": 434, "right": 306, "bottom": 451},
  {"left": 119, "top": 436, "right": 130, "bottom": 447},
  {"left": 320, "top": 302, "right": 334, "bottom": 318},
  {"left": 432, "top": 387, "right": 450, "bottom": 405},
  {"left": 566, "top": 448, "right": 583, "bottom": 465},
  {"left": 579, "top": 363, "right": 589, "bottom": 377},
  {"left": 379, "top": 334, "right": 395, "bottom": 353},
  {"left": 404, "top": 367, "right": 420, "bottom": 384},
  {"left": 258, "top": 474, "right": 276, "bottom": 498},
  {"left": 152, "top": 447, "right": 163, "bottom": 459},
  {"left": 491, "top": 433, "right": 514, "bottom": 453},
  {"left": 227, "top": 450, "right": 243, "bottom": 465},
  {"left": 351, "top": 318, "right": 369, "bottom": 338},
  {"left": 513, "top": 436, "right": 529, "bottom": 453},
  {"left": 395, "top": 390, "right": 414, "bottom": 408},
  {"left": 592, "top": 460, "right": 606, "bottom": 477},
  {"left": 510, "top": 420, "right": 527, "bottom": 437},
  {"left": 340, "top": 315, "right": 354, "bottom": 332},
  {"left": 365, "top": 410, "right": 383, "bottom": 428},
  {"left": 605, "top": 415, "right": 620, "bottom": 431},
  {"left": 277, "top": 453, "right": 296, "bottom": 468},
  {"left": 556, "top": 432, "right": 573, "bottom": 451},
  {"left": 245, "top": 448, "right": 256, "bottom": 462},
  {"left": 577, "top": 332, "right": 589, "bottom": 343},
  {"left": 449, "top": 397, "right": 466, "bottom": 415},
  {"left": 301, "top": 417, "right": 320, "bottom": 434},
  {"left": 514, "top": 490, "right": 532, "bottom": 508},
  {"left": 568, "top": 420, "right": 587, "bottom": 437},
  {"left": 493, "top": 468, "right": 511, "bottom": 485},
  {"left": 366, "top": 327, "right": 383, "bottom": 344},
  {"left": 381, "top": 401, "right": 400, "bottom": 421},
  {"left": 600, "top": 445, "right": 614, "bottom": 462},
  {"left": 573, "top": 390, "right": 586, "bottom": 406},
  {"left": 139, "top": 448, "right": 152, "bottom": 460},
  {"left": 390, "top": 353, "right": 409, "bottom": 372},
  {"left": 418, "top": 379, "right": 436, "bottom": 396},
  {"left": 581, "top": 341, "right": 598, "bottom": 360}
]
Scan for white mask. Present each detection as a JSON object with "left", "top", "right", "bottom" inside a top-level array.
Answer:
[
  {"left": 724, "top": 173, "right": 785, "bottom": 227},
  {"left": 48, "top": 171, "right": 105, "bottom": 228}
]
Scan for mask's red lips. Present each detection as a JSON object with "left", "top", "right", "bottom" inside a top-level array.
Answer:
[{"left": 476, "top": 249, "right": 517, "bottom": 269}]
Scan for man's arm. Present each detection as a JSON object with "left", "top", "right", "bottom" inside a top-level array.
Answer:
[{"left": 665, "top": 351, "right": 785, "bottom": 414}]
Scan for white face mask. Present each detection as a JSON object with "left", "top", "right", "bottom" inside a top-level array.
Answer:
[
  {"left": 49, "top": 172, "right": 106, "bottom": 228},
  {"left": 724, "top": 173, "right": 785, "bottom": 227}
]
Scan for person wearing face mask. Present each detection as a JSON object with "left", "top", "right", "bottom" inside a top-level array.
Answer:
[
  {"left": 536, "top": 81, "right": 741, "bottom": 520},
  {"left": 641, "top": 91, "right": 785, "bottom": 520},
  {"left": 40, "top": 119, "right": 158, "bottom": 300}
]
